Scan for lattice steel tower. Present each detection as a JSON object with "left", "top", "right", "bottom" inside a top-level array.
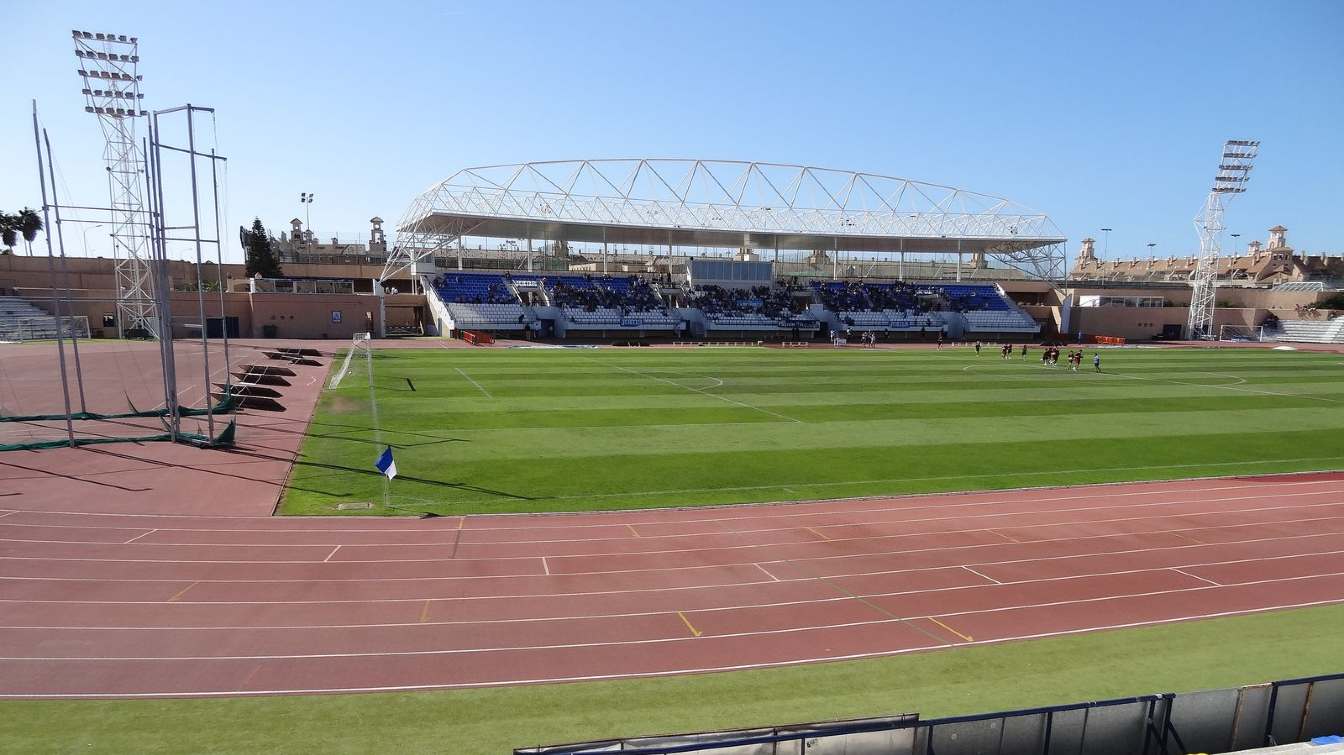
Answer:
[
  {"left": 1187, "top": 139, "right": 1259, "bottom": 340},
  {"left": 72, "top": 30, "right": 157, "bottom": 338}
]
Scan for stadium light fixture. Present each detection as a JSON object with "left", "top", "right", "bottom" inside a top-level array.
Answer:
[{"left": 1100, "top": 228, "right": 1113, "bottom": 257}]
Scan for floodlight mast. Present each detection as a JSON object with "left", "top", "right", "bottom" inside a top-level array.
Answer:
[
  {"left": 72, "top": 30, "right": 157, "bottom": 338},
  {"left": 1186, "top": 139, "right": 1258, "bottom": 340}
]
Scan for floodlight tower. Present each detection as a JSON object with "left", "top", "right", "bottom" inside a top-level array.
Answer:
[
  {"left": 72, "top": 30, "right": 157, "bottom": 338},
  {"left": 1186, "top": 139, "right": 1259, "bottom": 340}
]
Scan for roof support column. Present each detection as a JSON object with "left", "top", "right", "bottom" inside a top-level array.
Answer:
[
  {"left": 526, "top": 230, "right": 533, "bottom": 273},
  {"left": 956, "top": 239, "right": 962, "bottom": 282},
  {"left": 602, "top": 226, "right": 608, "bottom": 275},
  {"left": 833, "top": 236, "right": 838, "bottom": 280}
]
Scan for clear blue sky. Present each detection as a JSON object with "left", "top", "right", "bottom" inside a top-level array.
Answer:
[{"left": 4, "top": 0, "right": 1341, "bottom": 265}]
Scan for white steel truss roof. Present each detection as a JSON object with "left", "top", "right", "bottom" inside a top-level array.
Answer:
[{"left": 388, "top": 159, "right": 1067, "bottom": 280}]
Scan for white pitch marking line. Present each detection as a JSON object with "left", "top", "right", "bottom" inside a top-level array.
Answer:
[
  {"left": 4, "top": 573, "right": 1344, "bottom": 663},
  {"left": 606, "top": 363, "right": 802, "bottom": 423},
  {"left": 962, "top": 565, "right": 1001, "bottom": 584},
  {"left": 122, "top": 530, "right": 157, "bottom": 545},
  {"left": 323, "top": 546, "right": 341, "bottom": 563},
  {"left": 454, "top": 368, "right": 492, "bottom": 399},
  {"left": 1108, "top": 370, "right": 1340, "bottom": 403},
  {"left": 5, "top": 596, "right": 1343, "bottom": 699},
  {"left": 1171, "top": 567, "right": 1221, "bottom": 587}
]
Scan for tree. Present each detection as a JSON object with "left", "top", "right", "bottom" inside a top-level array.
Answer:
[
  {"left": 17, "top": 208, "right": 42, "bottom": 257},
  {"left": 0, "top": 212, "right": 17, "bottom": 254},
  {"left": 240, "top": 218, "right": 283, "bottom": 279}
]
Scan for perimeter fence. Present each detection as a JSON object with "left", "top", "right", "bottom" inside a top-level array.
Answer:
[{"left": 517, "top": 672, "right": 1344, "bottom": 755}]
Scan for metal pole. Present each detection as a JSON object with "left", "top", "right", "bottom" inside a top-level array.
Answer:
[
  {"left": 185, "top": 106, "right": 215, "bottom": 438},
  {"left": 209, "top": 148, "right": 231, "bottom": 394},
  {"left": 148, "top": 118, "right": 180, "bottom": 441},
  {"left": 32, "top": 102, "right": 76, "bottom": 446},
  {"left": 42, "top": 128, "right": 89, "bottom": 414},
  {"left": 106, "top": 164, "right": 126, "bottom": 338},
  {"left": 143, "top": 133, "right": 174, "bottom": 422},
  {"left": 602, "top": 227, "right": 608, "bottom": 275}
]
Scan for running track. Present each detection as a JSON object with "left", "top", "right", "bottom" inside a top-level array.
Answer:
[{"left": 1, "top": 342, "right": 1343, "bottom": 697}]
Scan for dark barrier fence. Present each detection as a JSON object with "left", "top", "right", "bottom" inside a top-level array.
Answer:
[{"left": 516, "top": 672, "right": 1344, "bottom": 755}]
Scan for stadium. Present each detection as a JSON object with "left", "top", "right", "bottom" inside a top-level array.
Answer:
[{"left": 3, "top": 20, "right": 1344, "bottom": 755}]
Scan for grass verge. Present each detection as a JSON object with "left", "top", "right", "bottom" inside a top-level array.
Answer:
[{"left": 3, "top": 604, "right": 1340, "bottom": 754}]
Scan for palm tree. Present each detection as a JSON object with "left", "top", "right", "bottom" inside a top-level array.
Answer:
[
  {"left": 17, "top": 208, "right": 42, "bottom": 256},
  {"left": 0, "top": 213, "right": 18, "bottom": 255}
]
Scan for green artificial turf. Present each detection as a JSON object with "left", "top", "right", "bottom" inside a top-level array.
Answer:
[
  {"left": 3, "top": 603, "right": 1340, "bottom": 754},
  {"left": 280, "top": 346, "right": 1344, "bottom": 516}
]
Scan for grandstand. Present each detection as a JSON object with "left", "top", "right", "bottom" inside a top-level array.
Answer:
[
  {"left": 1269, "top": 316, "right": 1344, "bottom": 344},
  {"left": 421, "top": 267, "right": 1042, "bottom": 341},
  {"left": 0, "top": 293, "right": 89, "bottom": 341}
]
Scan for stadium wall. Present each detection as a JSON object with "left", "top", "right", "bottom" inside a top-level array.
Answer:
[{"left": 10, "top": 287, "right": 424, "bottom": 340}]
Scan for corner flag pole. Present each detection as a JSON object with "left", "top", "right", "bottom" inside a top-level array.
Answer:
[{"left": 364, "top": 338, "right": 390, "bottom": 509}]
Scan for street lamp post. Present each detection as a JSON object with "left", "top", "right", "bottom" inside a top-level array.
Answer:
[
  {"left": 81, "top": 223, "right": 104, "bottom": 257},
  {"left": 299, "top": 192, "right": 314, "bottom": 237}
]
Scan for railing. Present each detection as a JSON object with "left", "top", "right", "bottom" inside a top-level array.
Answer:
[{"left": 517, "top": 671, "right": 1344, "bottom": 754}]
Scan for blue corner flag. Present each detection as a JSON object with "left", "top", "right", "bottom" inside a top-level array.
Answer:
[{"left": 375, "top": 447, "right": 397, "bottom": 480}]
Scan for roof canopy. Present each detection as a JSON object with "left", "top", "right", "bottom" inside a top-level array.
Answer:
[{"left": 391, "top": 160, "right": 1067, "bottom": 278}]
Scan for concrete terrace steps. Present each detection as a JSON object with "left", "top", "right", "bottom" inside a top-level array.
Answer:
[{"left": 1271, "top": 318, "right": 1344, "bottom": 344}]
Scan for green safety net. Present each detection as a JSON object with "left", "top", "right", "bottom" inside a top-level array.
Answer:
[
  {"left": 0, "top": 417, "right": 236, "bottom": 453},
  {"left": 0, "top": 395, "right": 239, "bottom": 423}
]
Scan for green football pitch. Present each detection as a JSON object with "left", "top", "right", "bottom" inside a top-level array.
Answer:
[{"left": 279, "top": 345, "right": 1344, "bottom": 516}]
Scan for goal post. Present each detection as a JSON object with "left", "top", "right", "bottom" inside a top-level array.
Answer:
[
  {"left": 327, "top": 331, "right": 372, "bottom": 389},
  {"left": 1217, "top": 324, "right": 1265, "bottom": 343}
]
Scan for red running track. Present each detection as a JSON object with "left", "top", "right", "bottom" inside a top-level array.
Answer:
[
  {"left": 3, "top": 465, "right": 1344, "bottom": 697},
  {"left": 2, "top": 340, "right": 1343, "bottom": 697}
]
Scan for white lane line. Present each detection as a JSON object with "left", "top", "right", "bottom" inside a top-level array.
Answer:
[
  {"left": 122, "top": 530, "right": 157, "bottom": 545},
  {"left": 3, "top": 512, "right": 1344, "bottom": 574},
  {"left": 4, "top": 595, "right": 1341, "bottom": 698},
  {"left": 3, "top": 572, "right": 1343, "bottom": 662},
  {"left": 1171, "top": 567, "right": 1221, "bottom": 587},
  {"left": 3, "top": 499, "right": 1342, "bottom": 557},
  {"left": 541, "top": 557, "right": 549, "bottom": 576},
  {"left": 323, "top": 546, "right": 341, "bottom": 563},
  {"left": 754, "top": 563, "right": 780, "bottom": 582},
  {"left": 454, "top": 368, "right": 492, "bottom": 399},
  {"left": 13, "top": 479, "right": 1344, "bottom": 541},
  {"left": 4, "top": 473, "right": 1340, "bottom": 526},
  {"left": 606, "top": 363, "right": 802, "bottom": 423},
  {"left": 962, "top": 565, "right": 1001, "bottom": 585},
  {"left": 5, "top": 543, "right": 1341, "bottom": 615},
  {"left": 0, "top": 512, "right": 14, "bottom": 519},
  {"left": 5, "top": 486, "right": 1342, "bottom": 550}
]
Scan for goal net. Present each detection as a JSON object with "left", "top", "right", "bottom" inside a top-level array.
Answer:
[
  {"left": 1217, "top": 325, "right": 1266, "bottom": 343},
  {"left": 327, "top": 332, "right": 372, "bottom": 389}
]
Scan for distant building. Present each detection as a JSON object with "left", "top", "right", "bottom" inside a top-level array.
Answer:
[
  {"left": 273, "top": 216, "right": 388, "bottom": 263},
  {"left": 1070, "top": 226, "right": 1344, "bottom": 285}
]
